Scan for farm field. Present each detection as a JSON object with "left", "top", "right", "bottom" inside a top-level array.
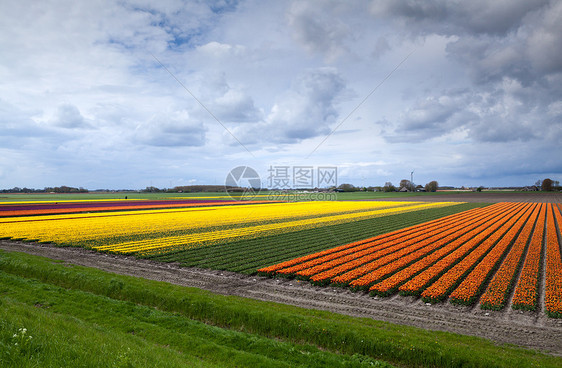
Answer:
[
  {"left": 260, "top": 202, "right": 562, "bottom": 318},
  {"left": 1, "top": 192, "right": 562, "bottom": 364},
  {"left": 0, "top": 199, "right": 461, "bottom": 256}
]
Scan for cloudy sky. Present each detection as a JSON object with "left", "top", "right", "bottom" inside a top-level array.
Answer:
[{"left": 1, "top": 0, "right": 561, "bottom": 190}]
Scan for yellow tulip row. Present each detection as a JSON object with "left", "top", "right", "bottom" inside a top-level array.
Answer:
[
  {"left": 0, "top": 200, "right": 414, "bottom": 239},
  {"left": 0, "top": 201, "right": 456, "bottom": 255},
  {"left": 94, "top": 202, "right": 453, "bottom": 254}
]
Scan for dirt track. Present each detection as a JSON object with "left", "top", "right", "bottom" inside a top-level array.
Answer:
[{"left": 2, "top": 240, "right": 561, "bottom": 356}]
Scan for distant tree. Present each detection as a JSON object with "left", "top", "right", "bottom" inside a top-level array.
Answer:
[
  {"left": 383, "top": 182, "right": 396, "bottom": 192},
  {"left": 476, "top": 186, "right": 484, "bottom": 192},
  {"left": 424, "top": 181, "right": 439, "bottom": 192},
  {"left": 541, "top": 178, "right": 553, "bottom": 191},
  {"left": 338, "top": 183, "right": 357, "bottom": 192},
  {"left": 143, "top": 186, "right": 161, "bottom": 193},
  {"left": 399, "top": 179, "right": 412, "bottom": 191},
  {"left": 535, "top": 179, "right": 542, "bottom": 187}
]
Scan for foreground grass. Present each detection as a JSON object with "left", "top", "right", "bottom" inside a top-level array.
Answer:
[
  {"left": 0, "top": 254, "right": 392, "bottom": 368},
  {"left": 1, "top": 251, "right": 560, "bottom": 368}
]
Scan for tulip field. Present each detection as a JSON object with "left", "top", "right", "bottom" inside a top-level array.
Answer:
[
  {"left": 259, "top": 202, "right": 562, "bottom": 317},
  {"left": 0, "top": 200, "right": 453, "bottom": 253},
  {"left": 1, "top": 196, "right": 561, "bottom": 317}
]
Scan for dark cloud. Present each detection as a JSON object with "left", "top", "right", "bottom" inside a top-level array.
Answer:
[
  {"left": 288, "top": 2, "right": 351, "bottom": 61},
  {"left": 370, "top": 0, "right": 548, "bottom": 36},
  {"left": 233, "top": 68, "right": 346, "bottom": 144},
  {"left": 373, "top": 0, "right": 562, "bottom": 148},
  {"left": 371, "top": 0, "right": 561, "bottom": 87},
  {"left": 384, "top": 85, "right": 560, "bottom": 144},
  {"left": 384, "top": 92, "right": 474, "bottom": 142}
]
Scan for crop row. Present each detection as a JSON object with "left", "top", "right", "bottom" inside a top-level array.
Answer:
[
  {"left": 0, "top": 200, "right": 455, "bottom": 254},
  {"left": 370, "top": 203, "right": 526, "bottom": 296},
  {"left": 545, "top": 204, "right": 562, "bottom": 317},
  {"left": 260, "top": 202, "right": 562, "bottom": 316},
  {"left": 258, "top": 205, "right": 487, "bottom": 276},
  {"left": 421, "top": 203, "right": 534, "bottom": 303},
  {"left": 478, "top": 204, "right": 542, "bottom": 310},
  {"left": 260, "top": 203, "right": 508, "bottom": 283},
  {"left": 148, "top": 203, "right": 484, "bottom": 274},
  {"left": 93, "top": 201, "right": 448, "bottom": 254},
  {"left": 0, "top": 199, "right": 273, "bottom": 217},
  {"left": 510, "top": 204, "right": 546, "bottom": 311}
]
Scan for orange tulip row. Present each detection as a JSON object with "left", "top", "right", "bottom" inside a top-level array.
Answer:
[
  {"left": 293, "top": 204, "right": 502, "bottom": 280},
  {"left": 312, "top": 204, "right": 510, "bottom": 286},
  {"left": 447, "top": 203, "right": 540, "bottom": 305},
  {"left": 259, "top": 202, "right": 561, "bottom": 316},
  {"left": 375, "top": 203, "right": 528, "bottom": 297},
  {"left": 349, "top": 204, "right": 513, "bottom": 291},
  {"left": 511, "top": 204, "right": 547, "bottom": 310},
  {"left": 257, "top": 205, "right": 488, "bottom": 275},
  {"left": 478, "top": 204, "right": 542, "bottom": 310},
  {"left": 545, "top": 204, "right": 562, "bottom": 317},
  {"left": 421, "top": 203, "right": 534, "bottom": 303}
]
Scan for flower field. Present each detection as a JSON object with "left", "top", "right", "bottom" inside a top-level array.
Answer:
[
  {"left": 2, "top": 195, "right": 559, "bottom": 317},
  {"left": 0, "top": 200, "right": 453, "bottom": 255},
  {"left": 0, "top": 198, "right": 274, "bottom": 217},
  {"left": 259, "top": 202, "right": 562, "bottom": 317}
]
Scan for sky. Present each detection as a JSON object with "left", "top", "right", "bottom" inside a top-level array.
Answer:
[{"left": 1, "top": 0, "right": 561, "bottom": 190}]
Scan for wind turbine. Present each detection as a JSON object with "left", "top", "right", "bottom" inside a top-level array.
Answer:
[{"left": 410, "top": 170, "right": 415, "bottom": 192}]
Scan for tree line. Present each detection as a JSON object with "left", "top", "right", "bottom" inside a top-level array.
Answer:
[{"left": 0, "top": 186, "right": 88, "bottom": 193}]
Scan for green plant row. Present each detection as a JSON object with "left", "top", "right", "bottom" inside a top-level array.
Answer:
[
  {"left": 1, "top": 250, "right": 560, "bottom": 368},
  {"left": 147, "top": 203, "right": 486, "bottom": 274}
]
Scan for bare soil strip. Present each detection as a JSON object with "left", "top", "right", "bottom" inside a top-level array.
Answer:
[{"left": 1, "top": 240, "right": 561, "bottom": 355}]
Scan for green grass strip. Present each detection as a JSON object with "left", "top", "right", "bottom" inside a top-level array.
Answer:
[
  {"left": 0, "top": 272, "right": 391, "bottom": 368},
  {"left": 1, "top": 250, "right": 560, "bottom": 368}
]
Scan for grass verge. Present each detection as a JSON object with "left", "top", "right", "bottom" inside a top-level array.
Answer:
[{"left": 1, "top": 250, "right": 560, "bottom": 368}]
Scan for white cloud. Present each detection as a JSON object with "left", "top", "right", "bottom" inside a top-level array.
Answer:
[
  {"left": 49, "top": 104, "right": 91, "bottom": 129},
  {"left": 0, "top": 0, "right": 560, "bottom": 189},
  {"left": 135, "top": 111, "right": 206, "bottom": 147}
]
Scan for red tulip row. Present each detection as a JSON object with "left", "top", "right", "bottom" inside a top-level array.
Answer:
[
  {"left": 421, "top": 203, "right": 534, "bottom": 303},
  {"left": 511, "top": 204, "right": 547, "bottom": 310},
  {"left": 388, "top": 202, "right": 528, "bottom": 297},
  {"left": 349, "top": 203, "right": 514, "bottom": 291},
  {"left": 478, "top": 204, "right": 542, "bottom": 310},
  {"left": 257, "top": 205, "right": 489, "bottom": 276},
  {"left": 545, "top": 204, "right": 562, "bottom": 317}
]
